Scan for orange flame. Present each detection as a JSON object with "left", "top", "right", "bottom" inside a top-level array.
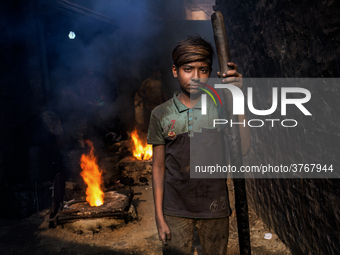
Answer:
[
  {"left": 80, "top": 141, "right": 104, "bottom": 206},
  {"left": 131, "top": 128, "right": 152, "bottom": 160}
]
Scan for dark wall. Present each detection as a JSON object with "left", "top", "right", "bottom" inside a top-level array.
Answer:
[
  {"left": 217, "top": 0, "right": 340, "bottom": 78},
  {"left": 216, "top": 0, "right": 340, "bottom": 254},
  {"left": 0, "top": 0, "right": 52, "bottom": 218}
]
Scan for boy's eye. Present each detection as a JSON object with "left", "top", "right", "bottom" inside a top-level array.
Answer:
[
  {"left": 201, "top": 69, "right": 208, "bottom": 74},
  {"left": 184, "top": 68, "right": 191, "bottom": 72}
]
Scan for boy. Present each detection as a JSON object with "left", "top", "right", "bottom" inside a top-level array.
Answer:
[{"left": 147, "top": 36, "right": 250, "bottom": 255}]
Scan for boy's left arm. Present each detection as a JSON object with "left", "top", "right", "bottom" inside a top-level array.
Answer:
[{"left": 218, "top": 62, "right": 251, "bottom": 156}]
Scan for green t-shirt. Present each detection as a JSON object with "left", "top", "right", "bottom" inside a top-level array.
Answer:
[{"left": 147, "top": 92, "right": 231, "bottom": 218}]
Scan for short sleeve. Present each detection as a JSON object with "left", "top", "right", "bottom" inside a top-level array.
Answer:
[{"left": 147, "top": 110, "right": 165, "bottom": 145}]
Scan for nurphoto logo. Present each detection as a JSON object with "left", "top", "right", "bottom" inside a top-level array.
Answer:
[{"left": 200, "top": 82, "right": 312, "bottom": 128}]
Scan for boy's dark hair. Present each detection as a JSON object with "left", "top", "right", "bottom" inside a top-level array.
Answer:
[{"left": 172, "top": 36, "right": 214, "bottom": 68}]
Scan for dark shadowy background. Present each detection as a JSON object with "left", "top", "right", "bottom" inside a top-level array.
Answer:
[{"left": 0, "top": 0, "right": 339, "bottom": 254}]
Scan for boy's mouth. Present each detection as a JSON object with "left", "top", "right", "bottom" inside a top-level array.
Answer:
[{"left": 189, "top": 81, "right": 204, "bottom": 88}]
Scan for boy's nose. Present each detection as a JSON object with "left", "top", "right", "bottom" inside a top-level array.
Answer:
[{"left": 192, "top": 69, "right": 200, "bottom": 79}]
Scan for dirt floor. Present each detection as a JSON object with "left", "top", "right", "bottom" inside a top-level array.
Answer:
[{"left": 0, "top": 177, "right": 292, "bottom": 255}]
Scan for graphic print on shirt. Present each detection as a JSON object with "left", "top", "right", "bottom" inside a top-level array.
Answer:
[
  {"left": 210, "top": 197, "right": 227, "bottom": 211},
  {"left": 163, "top": 118, "right": 170, "bottom": 134},
  {"left": 221, "top": 197, "right": 227, "bottom": 210},
  {"left": 167, "top": 119, "right": 176, "bottom": 139},
  {"left": 210, "top": 200, "right": 218, "bottom": 211}
]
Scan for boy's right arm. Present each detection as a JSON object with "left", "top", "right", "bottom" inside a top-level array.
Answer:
[{"left": 152, "top": 144, "right": 171, "bottom": 245}]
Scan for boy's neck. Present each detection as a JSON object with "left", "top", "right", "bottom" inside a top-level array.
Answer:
[{"left": 177, "top": 91, "right": 200, "bottom": 108}]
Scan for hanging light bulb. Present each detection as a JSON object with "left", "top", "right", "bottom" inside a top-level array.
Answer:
[{"left": 68, "top": 31, "right": 76, "bottom": 39}]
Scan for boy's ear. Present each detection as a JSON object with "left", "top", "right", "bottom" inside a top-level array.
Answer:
[{"left": 172, "top": 65, "right": 178, "bottom": 78}]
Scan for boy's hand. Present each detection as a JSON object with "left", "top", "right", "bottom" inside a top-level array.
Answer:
[
  {"left": 217, "top": 62, "right": 243, "bottom": 89},
  {"left": 156, "top": 218, "right": 171, "bottom": 245}
]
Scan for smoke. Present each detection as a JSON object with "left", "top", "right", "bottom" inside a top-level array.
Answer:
[{"left": 47, "top": 0, "right": 165, "bottom": 147}]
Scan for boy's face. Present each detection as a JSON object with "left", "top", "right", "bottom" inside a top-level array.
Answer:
[{"left": 172, "top": 61, "right": 211, "bottom": 96}]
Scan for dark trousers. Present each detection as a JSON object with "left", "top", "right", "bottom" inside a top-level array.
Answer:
[{"left": 163, "top": 215, "right": 229, "bottom": 255}]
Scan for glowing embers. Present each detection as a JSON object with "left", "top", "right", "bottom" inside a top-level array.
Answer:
[
  {"left": 63, "top": 191, "right": 129, "bottom": 214},
  {"left": 130, "top": 128, "right": 152, "bottom": 160},
  {"left": 80, "top": 141, "right": 104, "bottom": 207}
]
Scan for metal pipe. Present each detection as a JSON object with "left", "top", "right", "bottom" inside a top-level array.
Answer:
[{"left": 211, "top": 11, "right": 251, "bottom": 255}]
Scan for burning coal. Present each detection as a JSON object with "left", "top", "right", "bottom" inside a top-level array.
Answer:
[{"left": 80, "top": 140, "right": 104, "bottom": 207}]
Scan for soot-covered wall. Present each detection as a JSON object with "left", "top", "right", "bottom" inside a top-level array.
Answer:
[{"left": 216, "top": 0, "right": 340, "bottom": 254}]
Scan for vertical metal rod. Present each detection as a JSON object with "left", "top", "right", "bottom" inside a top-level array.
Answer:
[{"left": 211, "top": 11, "right": 251, "bottom": 255}]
